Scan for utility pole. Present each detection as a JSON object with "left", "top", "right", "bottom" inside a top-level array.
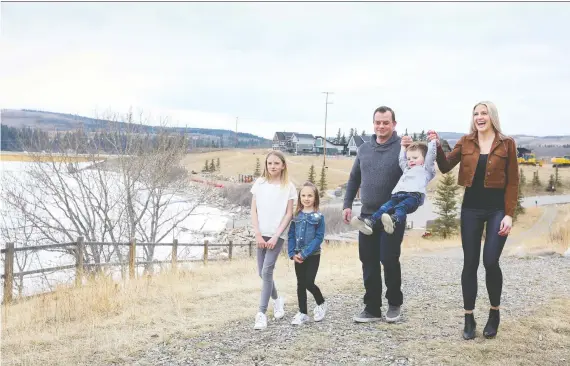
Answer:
[
  {"left": 322, "top": 91, "right": 334, "bottom": 166},
  {"left": 235, "top": 116, "right": 238, "bottom": 148}
]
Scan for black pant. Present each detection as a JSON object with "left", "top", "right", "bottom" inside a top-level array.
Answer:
[
  {"left": 461, "top": 208, "right": 508, "bottom": 311},
  {"left": 295, "top": 254, "right": 325, "bottom": 314},
  {"left": 359, "top": 214, "right": 405, "bottom": 316}
]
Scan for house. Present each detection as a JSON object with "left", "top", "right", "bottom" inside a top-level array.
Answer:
[
  {"left": 290, "top": 133, "right": 315, "bottom": 154},
  {"left": 272, "top": 132, "right": 296, "bottom": 151},
  {"left": 313, "top": 136, "right": 345, "bottom": 155},
  {"left": 347, "top": 134, "right": 373, "bottom": 156}
]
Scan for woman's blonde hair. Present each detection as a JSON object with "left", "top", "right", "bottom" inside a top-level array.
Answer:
[
  {"left": 470, "top": 101, "right": 506, "bottom": 138},
  {"left": 295, "top": 181, "right": 320, "bottom": 216},
  {"left": 261, "top": 150, "right": 289, "bottom": 187}
]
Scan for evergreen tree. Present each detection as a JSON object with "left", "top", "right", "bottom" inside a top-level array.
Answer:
[
  {"left": 335, "top": 128, "right": 341, "bottom": 144},
  {"left": 532, "top": 171, "right": 541, "bottom": 187},
  {"left": 253, "top": 158, "right": 261, "bottom": 177},
  {"left": 412, "top": 133, "right": 418, "bottom": 141},
  {"left": 519, "top": 168, "right": 526, "bottom": 186},
  {"left": 216, "top": 157, "right": 220, "bottom": 171},
  {"left": 555, "top": 166, "right": 562, "bottom": 187},
  {"left": 514, "top": 176, "right": 525, "bottom": 221},
  {"left": 404, "top": 128, "right": 408, "bottom": 136},
  {"left": 318, "top": 165, "right": 328, "bottom": 197},
  {"left": 432, "top": 173, "right": 461, "bottom": 238},
  {"left": 349, "top": 128, "right": 354, "bottom": 139},
  {"left": 307, "top": 164, "right": 316, "bottom": 184},
  {"left": 203, "top": 160, "right": 209, "bottom": 172},
  {"left": 209, "top": 159, "right": 215, "bottom": 172},
  {"left": 418, "top": 130, "right": 426, "bottom": 141},
  {"left": 547, "top": 174, "right": 556, "bottom": 191},
  {"left": 340, "top": 133, "right": 347, "bottom": 145}
]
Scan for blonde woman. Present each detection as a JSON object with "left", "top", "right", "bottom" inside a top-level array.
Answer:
[
  {"left": 428, "top": 101, "right": 519, "bottom": 340},
  {"left": 250, "top": 150, "right": 297, "bottom": 330}
]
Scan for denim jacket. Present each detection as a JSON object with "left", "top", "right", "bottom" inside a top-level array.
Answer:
[{"left": 287, "top": 211, "right": 325, "bottom": 259}]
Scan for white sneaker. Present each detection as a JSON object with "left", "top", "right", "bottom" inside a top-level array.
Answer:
[
  {"left": 291, "top": 312, "right": 310, "bottom": 325},
  {"left": 313, "top": 302, "right": 327, "bottom": 322},
  {"left": 254, "top": 312, "right": 267, "bottom": 330},
  {"left": 273, "top": 296, "right": 285, "bottom": 319}
]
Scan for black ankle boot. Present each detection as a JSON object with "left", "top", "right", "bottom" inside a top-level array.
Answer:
[
  {"left": 463, "top": 313, "right": 476, "bottom": 340},
  {"left": 483, "top": 309, "right": 500, "bottom": 338}
]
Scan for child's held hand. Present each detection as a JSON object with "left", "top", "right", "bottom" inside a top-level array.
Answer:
[
  {"left": 401, "top": 135, "right": 413, "bottom": 147},
  {"left": 266, "top": 236, "right": 278, "bottom": 250},
  {"left": 293, "top": 254, "right": 304, "bottom": 263},
  {"left": 256, "top": 233, "right": 266, "bottom": 248}
]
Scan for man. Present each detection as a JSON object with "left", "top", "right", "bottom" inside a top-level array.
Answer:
[{"left": 343, "top": 106, "right": 411, "bottom": 323}]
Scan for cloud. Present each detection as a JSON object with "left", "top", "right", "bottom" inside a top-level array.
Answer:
[{"left": 1, "top": 2, "right": 569, "bottom": 139}]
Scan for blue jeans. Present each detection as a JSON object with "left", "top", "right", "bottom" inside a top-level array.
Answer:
[{"left": 370, "top": 192, "right": 422, "bottom": 225}]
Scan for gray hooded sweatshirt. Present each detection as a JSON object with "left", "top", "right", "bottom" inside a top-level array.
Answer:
[{"left": 343, "top": 132, "right": 403, "bottom": 215}]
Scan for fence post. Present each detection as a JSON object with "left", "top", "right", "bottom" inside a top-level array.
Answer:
[
  {"left": 75, "top": 237, "right": 84, "bottom": 287},
  {"left": 129, "top": 238, "right": 136, "bottom": 279},
  {"left": 203, "top": 240, "right": 209, "bottom": 264},
  {"left": 3, "top": 243, "right": 14, "bottom": 305},
  {"left": 172, "top": 238, "right": 178, "bottom": 271},
  {"left": 249, "top": 241, "right": 253, "bottom": 258},
  {"left": 228, "top": 240, "right": 233, "bottom": 261}
]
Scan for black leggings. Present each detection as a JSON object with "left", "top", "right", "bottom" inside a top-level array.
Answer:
[
  {"left": 294, "top": 254, "right": 325, "bottom": 314},
  {"left": 461, "top": 208, "right": 508, "bottom": 311}
]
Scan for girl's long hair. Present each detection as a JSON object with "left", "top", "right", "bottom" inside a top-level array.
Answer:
[
  {"left": 295, "top": 181, "right": 320, "bottom": 216},
  {"left": 470, "top": 101, "right": 506, "bottom": 139},
  {"left": 261, "top": 150, "right": 289, "bottom": 188}
]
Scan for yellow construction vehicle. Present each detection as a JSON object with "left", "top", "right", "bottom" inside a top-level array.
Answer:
[
  {"left": 517, "top": 147, "right": 543, "bottom": 166},
  {"left": 551, "top": 155, "right": 570, "bottom": 167}
]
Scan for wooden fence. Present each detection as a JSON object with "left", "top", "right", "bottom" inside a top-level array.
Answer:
[{"left": 1, "top": 238, "right": 256, "bottom": 305}]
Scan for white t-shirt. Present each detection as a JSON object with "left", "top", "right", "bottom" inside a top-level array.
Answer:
[{"left": 250, "top": 177, "right": 297, "bottom": 237}]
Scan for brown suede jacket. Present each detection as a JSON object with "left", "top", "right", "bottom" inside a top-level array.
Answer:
[{"left": 436, "top": 132, "right": 520, "bottom": 217}]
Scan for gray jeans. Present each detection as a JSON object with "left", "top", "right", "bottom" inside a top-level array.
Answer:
[{"left": 257, "top": 236, "right": 284, "bottom": 313}]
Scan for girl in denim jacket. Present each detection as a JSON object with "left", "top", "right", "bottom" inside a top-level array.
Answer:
[{"left": 287, "top": 182, "right": 327, "bottom": 325}]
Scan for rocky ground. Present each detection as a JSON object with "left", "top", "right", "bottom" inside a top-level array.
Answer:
[{"left": 129, "top": 251, "right": 570, "bottom": 366}]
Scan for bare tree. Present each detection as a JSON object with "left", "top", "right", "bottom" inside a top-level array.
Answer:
[{"left": 1, "top": 109, "right": 214, "bottom": 279}]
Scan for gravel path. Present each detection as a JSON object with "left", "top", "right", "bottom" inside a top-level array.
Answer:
[{"left": 128, "top": 250, "right": 570, "bottom": 366}]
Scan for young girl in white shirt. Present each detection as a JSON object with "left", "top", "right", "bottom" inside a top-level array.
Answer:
[{"left": 250, "top": 150, "right": 297, "bottom": 330}]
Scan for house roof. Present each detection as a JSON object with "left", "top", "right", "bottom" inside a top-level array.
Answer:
[
  {"left": 315, "top": 136, "right": 345, "bottom": 147},
  {"left": 293, "top": 133, "right": 315, "bottom": 139},
  {"left": 351, "top": 134, "right": 373, "bottom": 147},
  {"left": 274, "top": 131, "right": 297, "bottom": 140}
]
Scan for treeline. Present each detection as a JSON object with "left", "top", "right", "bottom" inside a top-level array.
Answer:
[{"left": 0, "top": 124, "right": 267, "bottom": 153}]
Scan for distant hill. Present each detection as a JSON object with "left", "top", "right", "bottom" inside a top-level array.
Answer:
[{"left": 0, "top": 109, "right": 271, "bottom": 147}]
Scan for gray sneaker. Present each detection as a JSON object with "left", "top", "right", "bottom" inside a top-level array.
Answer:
[
  {"left": 350, "top": 216, "right": 374, "bottom": 235},
  {"left": 385, "top": 305, "right": 401, "bottom": 323},
  {"left": 354, "top": 309, "right": 382, "bottom": 323}
]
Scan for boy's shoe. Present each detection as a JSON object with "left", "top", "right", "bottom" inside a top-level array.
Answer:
[
  {"left": 385, "top": 305, "right": 401, "bottom": 323},
  {"left": 350, "top": 216, "right": 374, "bottom": 235},
  {"left": 354, "top": 309, "right": 382, "bottom": 323},
  {"left": 291, "top": 312, "right": 310, "bottom": 325},
  {"left": 273, "top": 296, "right": 285, "bottom": 319},
  {"left": 254, "top": 312, "right": 267, "bottom": 330},
  {"left": 381, "top": 213, "right": 396, "bottom": 235},
  {"left": 313, "top": 302, "right": 327, "bottom": 322}
]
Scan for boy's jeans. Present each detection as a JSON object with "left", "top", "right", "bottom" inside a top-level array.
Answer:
[{"left": 370, "top": 192, "right": 422, "bottom": 225}]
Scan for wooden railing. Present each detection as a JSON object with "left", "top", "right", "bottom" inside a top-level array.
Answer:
[{"left": 1, "top": 238, "right": 255, "bottom": 304}]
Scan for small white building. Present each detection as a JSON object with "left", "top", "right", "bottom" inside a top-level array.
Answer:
[
  {"left": 290, "top": 133, "right": 315, "bottom": 154},
  {"left": 314, "top": 136, "right": 345, "bottom": 155},
  {"left": 347, "top": 135, "right": 372, "bottom": 155}
]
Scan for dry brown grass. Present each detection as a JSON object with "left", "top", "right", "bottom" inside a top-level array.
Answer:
[
  {"left": 520, "top": 164, "right": 570, "bottom": 195},
  {"left": 504, "top": 204, "right": 570, "bottom": 256},
  {"left": 0, "top": 243, "right": 362, "bottom": 366},
  {"left": 394, "top": 298, "right": 570, "bottom": 366},
  {"left": 181, "top": 149, "right": 356, "bottom": 189}
]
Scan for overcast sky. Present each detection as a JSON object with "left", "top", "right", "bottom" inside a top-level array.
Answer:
[{"left": 1, "top": 2, "right": 569, "bottom": 138}]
